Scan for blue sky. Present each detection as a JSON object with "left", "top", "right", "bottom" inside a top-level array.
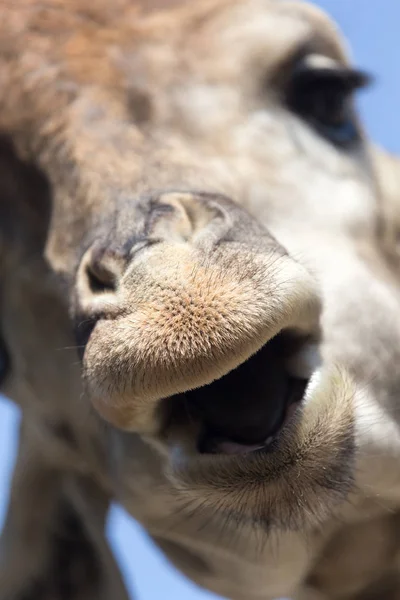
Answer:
[{"left": 1, "top": 2, "right": 400, "bottom": 599}]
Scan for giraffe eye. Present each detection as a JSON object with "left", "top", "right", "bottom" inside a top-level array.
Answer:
[{"left": 286, "top": 54, "right": 371, "bottom": 147}]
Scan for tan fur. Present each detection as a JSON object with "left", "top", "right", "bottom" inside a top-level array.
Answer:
[{"left": 1, "top": 1, "right": 400, "bottom": 599}]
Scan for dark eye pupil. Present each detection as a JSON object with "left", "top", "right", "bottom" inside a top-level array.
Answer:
[
  {"left": 286, "top": 63, "right": 369, "bottom": 147},
  {"left": 296, "top": 85, "right": 347, "bottom": 122},
  {"left": 316, "top": 89, "right": 344, "bottom": 122}
]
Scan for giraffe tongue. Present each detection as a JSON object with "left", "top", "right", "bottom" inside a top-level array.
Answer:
[
  {"left": 199, "top": 380, "right": 306, "bottom": 456},
  {"left": 215, "top": 439, "right": 269, "bottom": 455},
  {"left": 189, "top": 333, "right": 319, "bottom": 456}
]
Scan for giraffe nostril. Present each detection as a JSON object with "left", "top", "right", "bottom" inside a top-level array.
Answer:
[
  {"left": 85, "top": 261, "right": 117, "bottom": 294},
  {"left": 78, "top": 242, "right": 127, "bottom": 300},
  {"left": 74, "top": 248, "right": 124, "bottom": 357}
]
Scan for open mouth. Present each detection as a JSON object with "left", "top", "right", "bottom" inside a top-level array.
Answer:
[{"left": 162, "top": 329, "right": 321, "bottom": 457}]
